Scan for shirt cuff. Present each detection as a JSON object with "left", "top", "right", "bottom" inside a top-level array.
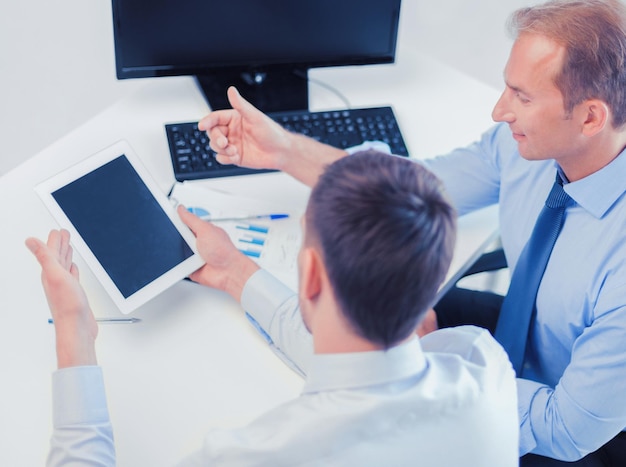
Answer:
[
  {"left": 240, "top": 269, "right": 310, "bottom": 377},
  {"left": 516, "top": 377, "right": 543, "bottom": 455},
  {"left": 51, "top": 366, "right": 109, "bottom": 428},
  {"left": 241, "top": 269, "right": 296, "bottom": 333},
  {"left": 346, "top": 140, "right": 392, "bottom": 155}
]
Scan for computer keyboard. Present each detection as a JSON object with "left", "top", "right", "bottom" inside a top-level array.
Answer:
[{"left": 165, "top": 106, "right": 409, "bottom": 181}]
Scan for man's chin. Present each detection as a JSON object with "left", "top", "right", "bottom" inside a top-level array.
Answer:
[{"left": 515, "top": 143, "right": 539, "bottom": 161}]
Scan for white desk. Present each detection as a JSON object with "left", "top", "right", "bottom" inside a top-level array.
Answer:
[{"left": 0, "top": 47, "right": 500, "bottom": 466}]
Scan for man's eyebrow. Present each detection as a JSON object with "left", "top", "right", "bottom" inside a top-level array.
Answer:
[{"left": 505, "top": 80, "right": 532, "bottom": 97}]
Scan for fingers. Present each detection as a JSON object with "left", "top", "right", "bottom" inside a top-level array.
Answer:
[
  {"left": 47, "top": 229, "right": 62, "bottom": 256},
  {"left": 197, "top": 86, "right": 259, "bottom": 154},
  {"left": 26, "top": 230, "right": 74, "bottom": 273},
  {"left": 26, "top": 233, "right": 58, "bottom": 269},
  {"left": 197, "top": 116, "right": 240, "bottom": 160},
  {"left": 197, "top": 115, "right": 229, "bottom": 147},
  {"left": 58, "top": 229, "right": 72, "bottom": 270},
  {"left": 49, "top": 229, "right": 73, "bottom": 271},
  {"left": 177, "top": 205, "right": 204, "bottom": 236},
  {"left": 70, "top": 262, "right": 80, "bottom": 280},
  {"left": 187, "top": 268, "right": 202, "bottom": 283},
  {"left": 215, "top": 153, "right": 242, "bottom": 165},
  {"left": 177, "top": 205, "right": 228, "bottom": 241}
]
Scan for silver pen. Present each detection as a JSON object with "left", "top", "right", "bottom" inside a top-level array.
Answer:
[{"left": 48, "top": 317, "right": 141, "bottom": 324}]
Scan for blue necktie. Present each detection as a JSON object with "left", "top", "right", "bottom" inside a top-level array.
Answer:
[{"left": 494, "top": 172, "right": 572, "bottom": 375}]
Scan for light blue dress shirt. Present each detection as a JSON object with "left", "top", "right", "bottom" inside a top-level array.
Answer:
[{"left": 424, "top": 122, "right": 626, "bottom": 461}]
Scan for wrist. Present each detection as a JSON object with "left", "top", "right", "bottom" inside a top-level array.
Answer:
[
  {"left": 280, "top": 133, "right": 348, "bottom": 186},
  {"left": 53, "top": 317, "right": 98, "bottom": 369},
  {"left": 273, "top": 130, "right": 302, "bottom": 173},
  {"left": 223, "top": 256, "right": 261, "bottom": 302},
  {"left": 56, "top": 337, "right": 98, "bottom": 368}
]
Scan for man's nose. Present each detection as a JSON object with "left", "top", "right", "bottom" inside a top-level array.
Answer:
[{"left": 492, "top": 92, "right": 514, "bottom": 123}]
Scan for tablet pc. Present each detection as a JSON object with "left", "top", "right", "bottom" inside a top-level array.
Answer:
[{"left": 35, "top": 141, "right": 204, "bottom": 314}]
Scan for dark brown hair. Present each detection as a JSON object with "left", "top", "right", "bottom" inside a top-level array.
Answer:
[
  {"left": 305, "top": 150, "right": 456, "bottom": 348},
  {"left": 509, "top": 0, "right": 626, "bottom": 127}
]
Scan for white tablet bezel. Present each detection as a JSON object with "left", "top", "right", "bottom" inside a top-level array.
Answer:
[{"left": 35, "top": 140, "right": 204, "bottom": 314}]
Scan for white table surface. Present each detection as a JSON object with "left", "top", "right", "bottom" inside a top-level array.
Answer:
[{"left": 0, "top": 44, "right": 501, "bottom": 466}]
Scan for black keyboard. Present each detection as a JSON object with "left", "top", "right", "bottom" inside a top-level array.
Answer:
[{"left": 165, "top": 106, "right": 409, "bottom": 181}]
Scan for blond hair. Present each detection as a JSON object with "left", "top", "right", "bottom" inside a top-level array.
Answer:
[{"left": 510, "top": 0, "right": 626, "bottom": 127}]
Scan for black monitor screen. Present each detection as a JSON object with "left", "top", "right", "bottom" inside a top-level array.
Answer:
[{"left": 112, "top": 0, "right": 402, "bottom": 111}]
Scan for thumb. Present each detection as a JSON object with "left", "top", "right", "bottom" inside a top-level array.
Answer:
[
  {"left": 228, "top": 86, "right": 261, "bottom": 120},
  {"left": 25, "top": 237, "right": 55, "bottom": 270},
  {"left": 25, "top": 237, "right": 43, "bottom": 256},
  {"left": 177, "top": 205, "right": 203, "bottom": 236}
]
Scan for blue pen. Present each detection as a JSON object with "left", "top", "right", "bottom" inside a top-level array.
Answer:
[{"left": 201, "top": 213, "right": 289, "bottom": 222}]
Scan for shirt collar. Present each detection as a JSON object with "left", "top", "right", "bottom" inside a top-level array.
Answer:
[
  {"left": 302, "top": 338, "right": 427, "bottom": 394},
  {"left": 559, "top": 148, "right": 626, "bottom": 219}
]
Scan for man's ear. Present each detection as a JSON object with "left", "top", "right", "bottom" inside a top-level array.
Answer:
[
  {"left": 580, "top": 99, "right": 609, "bottom": 137},
  {"left": 300, "top": 246, "right": 323, "bottom": 302}
]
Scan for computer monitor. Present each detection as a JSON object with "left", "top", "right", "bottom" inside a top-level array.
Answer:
[{"left": 111, "top": 0, "right": 402, "bottom": 113}]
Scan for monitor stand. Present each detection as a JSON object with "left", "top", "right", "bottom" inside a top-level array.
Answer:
[{"left": 196, "top": 67, "right": 309, "bottom": 113}]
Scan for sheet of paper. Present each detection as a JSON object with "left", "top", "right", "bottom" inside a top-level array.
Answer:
[{"left": 170, "top": 182, "right": 302, "bottom": 291}]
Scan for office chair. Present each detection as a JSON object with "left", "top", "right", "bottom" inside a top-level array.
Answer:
[{"left": 435, "top": 246, "right": 508, "bottom": 334}]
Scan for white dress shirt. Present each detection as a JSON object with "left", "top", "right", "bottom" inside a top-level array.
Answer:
[{"left": 48, "top": 270, "right": 518, "bottom": 466}]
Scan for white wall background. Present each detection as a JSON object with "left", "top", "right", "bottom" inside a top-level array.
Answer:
[{"left": 0, "top": 0, "right": 539, "bottom": 177}]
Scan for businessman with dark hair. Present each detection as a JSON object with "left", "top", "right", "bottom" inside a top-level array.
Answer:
[{"left": 29, "top": 150, "right": 518, "bottom": 466}]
